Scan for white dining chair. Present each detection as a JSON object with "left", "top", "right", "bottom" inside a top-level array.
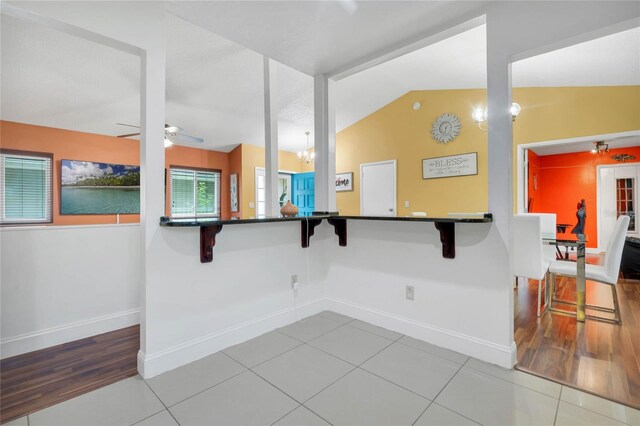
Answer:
[
  {"left": 522, "top": 213, "right": 557, "bottom": 263},
  {"left": 549, "top": 215, "right": 630, "bottom": 324},
  {"left": 512, "top": 215, "right": 551, "bottom": 317}
]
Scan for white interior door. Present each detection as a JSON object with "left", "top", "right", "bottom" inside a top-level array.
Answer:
[
  {"left": 360, "top": 160, "right": 396, "bottom": 216},
  {"left": 598, "top": 164, "right": 639, "bottom": 249}
]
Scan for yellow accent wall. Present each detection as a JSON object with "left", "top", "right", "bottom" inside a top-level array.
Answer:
[
  {"left": 240, "top": 144, "right": 314, "bottom": 217},
  {"left": 336, "top": 86, "right": 640, "bottom": 216}
]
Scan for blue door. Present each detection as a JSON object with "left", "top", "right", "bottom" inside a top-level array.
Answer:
[{"left": 292, "top": 172, "right": 314, "bottom": 216}]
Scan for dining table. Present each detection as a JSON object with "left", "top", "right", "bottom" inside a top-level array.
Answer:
[{"left": 542, "top": 232, "right": 588, "bottom": 322}]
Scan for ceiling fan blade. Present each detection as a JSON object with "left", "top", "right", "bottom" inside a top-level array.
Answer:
[
  {"left": 173, "top": 133, "right": 204, "bottom": 144},
  {"left": 165, "top": 125, "right": 183, "bottom": 133},
  {"left": 116, "top": 122, "right": 140, "bottom": 129},
  {"left": 117, "top": 132, "right": 141, "bottom": 138}
]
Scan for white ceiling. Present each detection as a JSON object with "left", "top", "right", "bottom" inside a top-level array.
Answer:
[
  {"left": 1, "top": 13, "right": 314, "bottom": 153},
  {"left": 1, "top": 6, "right": 638, "bottom": 154},
  {"left": 167, "top": 1, "right": 491, "bottom": 77},
  {"left": 530, "top": 134, "right": 640, "bottom": 156}
]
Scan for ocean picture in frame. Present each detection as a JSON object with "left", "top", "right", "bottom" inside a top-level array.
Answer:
[{"left": 61, "top": 160, "right": 140, "bottom": 214}]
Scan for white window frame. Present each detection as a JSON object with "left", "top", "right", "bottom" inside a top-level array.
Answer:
[
  {"left": 0, "top": 150, "right": 53, "bottom": 225},
  {"left": 170, "top": 167, "right": 221, "bottom": 218}
]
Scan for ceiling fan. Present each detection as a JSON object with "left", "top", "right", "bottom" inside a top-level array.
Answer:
[{"left": 116, "top": 123, "right": 204, "bottom": 147}]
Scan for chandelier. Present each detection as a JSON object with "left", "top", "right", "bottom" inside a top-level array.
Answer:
[
  {"left": 297, "top": 131, "right": 315, "bottom": 164},
  {"left": 591, "top": 141, "right": 609, "bottom": 154}
]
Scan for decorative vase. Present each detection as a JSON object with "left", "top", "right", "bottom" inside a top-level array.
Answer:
[{"left": 280, "top": 201, "right": 299, "bottom": 217}]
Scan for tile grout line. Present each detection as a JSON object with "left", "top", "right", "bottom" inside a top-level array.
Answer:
[
  {"left": 355, "top": 364, "right": 432, "bottom": 403},
  {"left": 249, "top": 368, "right": 336, "bottom": 426},
  {"left": 343, "top": 320, "right": 405, "bottom": 342},
  {"left": 224, "top": 338, "right": 305, "bottom": 370},
  {"left": 303, "top": 324, "right": 398, "bottom": 369},
  {"left": 157, "top": 356, "right": 249, "bottom": 409},
  {"left": 275, "top": 317, "right": 353, "bottom": 344},
  {"left": 553, "top": 386, "right": 563, "bottom": 426},
  {"left": 414, "top": 357, "right": 487, "bottom": 426},
  {"left": 559, "top": 390, "right": 637, "bottom": 426},
  {"left": 268, "top": 404, "right": 303, "bottom": 426},
  {"left": 139, "top": 380, "right": 181, "bottom": 426},
  {"left": 395, "top": 339, "right": 469, "bottom": 365},
  {"left": 464, "top": 360, "right": 563, "bottom": 400},
  {"left": 410, "top": 401, "right": 434, "bottom": 426}
]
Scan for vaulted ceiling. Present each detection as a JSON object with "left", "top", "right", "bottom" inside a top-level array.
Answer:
[{"left": 1, "top": 4, "right": 638, "bottom": 154}]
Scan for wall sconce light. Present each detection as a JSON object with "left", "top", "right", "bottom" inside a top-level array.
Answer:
[
  {"left": 472, "top": 102, "right": 521, "bottom": 131},
  {"left": 591, "top": 141, "right": 609, "bottom": 154}
]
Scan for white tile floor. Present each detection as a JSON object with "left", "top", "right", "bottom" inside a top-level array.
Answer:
[{"left": 12, "top": 312, "right": 640, "bottom": 426}]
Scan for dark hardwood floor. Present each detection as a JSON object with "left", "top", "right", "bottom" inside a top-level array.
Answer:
[
  {"left": 0, "top": 325, "right": 139, "bottom": 424},
  {"left": 515, "top": 255, "right": 640, "bottom": 409}
]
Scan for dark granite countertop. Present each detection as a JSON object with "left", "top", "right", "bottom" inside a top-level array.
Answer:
[{"left": 159, "top": 213, "right": 492, "bottom": 227}]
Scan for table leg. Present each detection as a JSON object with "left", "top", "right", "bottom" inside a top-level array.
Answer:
[{"left": 576, "top": 236, "right": 586, "bottom": 322}]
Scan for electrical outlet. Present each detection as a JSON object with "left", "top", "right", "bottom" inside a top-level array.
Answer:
[
  {"left": 406, "top": 285, "right": 415, "bottom": 301},
  {"left": 291, "top": 275, "right": 298, "bottom": 290},
  {"left": 404, "top": 200, "right": 410, "bottom": 208}
]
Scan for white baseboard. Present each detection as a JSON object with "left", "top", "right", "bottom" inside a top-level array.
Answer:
[
  {"left": 325, "top": 296, "right": 517, "bottom": 369},
  {"left": 138, "top": 297, "right": 327, "bottom": 379},
  {"left": 1, "top": 308, "right": 140, "bottom": 359}
]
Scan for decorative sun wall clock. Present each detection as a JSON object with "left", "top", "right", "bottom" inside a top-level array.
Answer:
[{"left": 431, "top": 113, "right": 461, "bottom": 144}]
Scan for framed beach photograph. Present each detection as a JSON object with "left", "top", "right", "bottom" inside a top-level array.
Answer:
[
  {"left": 60, "top": 160, "right": 140, "bottom": 214},
  {"left": 335, "top": 172, "right": 353, "bottom": 192}
]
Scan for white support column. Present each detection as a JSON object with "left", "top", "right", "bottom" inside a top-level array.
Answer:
[
  {"left": 263, "top": 56, "right": 279, "bottom": 217},
  {"left": 138, "top": 43, "right": 166, "bottom": 372},
  {"left": 313, "top": 74, "right": 336, "bottom": 212},
  {"left": 486, "top": 16, "right": 516, "bottom": 366}
]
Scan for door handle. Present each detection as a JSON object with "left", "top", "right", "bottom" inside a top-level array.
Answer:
[{"left": 389, "top": 208, "right": 394, "bottom": 212}]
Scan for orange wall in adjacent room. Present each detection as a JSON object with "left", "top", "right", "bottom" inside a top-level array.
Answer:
[
  {"left": 164, "top": 145, "right": 231, "bottom": 219},
  {"left": 530, "top": 146, "right": 640, "bottom": 248},
  {"left": 527, "top": 150, "right": 541, "bottom": 212},
  {"left": 0, "top": 121, "right": 235, "bottom": 224},
  {"left": 228, "top": 145, "right": 242, "bottom": 218},
  {"left": 1, "top": 121, "right": 141, "bottom": 225}
]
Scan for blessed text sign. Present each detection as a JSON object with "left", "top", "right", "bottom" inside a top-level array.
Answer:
[{"left": 422, "top": 152, "right": 478, "bottom": 179}]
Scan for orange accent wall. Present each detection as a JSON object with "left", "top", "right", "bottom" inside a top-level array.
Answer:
[
  {"left": 0, "top": 121, "right": 235, "bottom": 224},
  {"left": 164, "top": 145, "right": 231, "bottom": 219},
  {"left": 527, "top": 150, "right": 541, "bottom": 212},
  {"left": 228, "top": 145, "right": 242, "bottom": 218},
  {"left": 530, "top": 146, "right": 640, "bottom": 248},
  {"left": 1, "top": 120, "right": 141, "bottom": 225}
]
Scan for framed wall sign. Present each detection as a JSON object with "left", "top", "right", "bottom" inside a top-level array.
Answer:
[
  {"left": 230, "top": 173, "right": 239, "bottom": 212},
  {"left": 422, "top": 152, "right": 478, "bottom": 180},
  {"left": 336, "top": 172, "right": 353, "bottom": 192}
]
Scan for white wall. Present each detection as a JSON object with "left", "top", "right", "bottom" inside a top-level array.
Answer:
[
  {"left": 140, "top": 221, "right": 330, "bottom": 377},
  {"left": 323, "top": 221, "right": 514, "bottom": 364},
  {"left": 0, "top": 225, "right": 141, "bottom": 358}
]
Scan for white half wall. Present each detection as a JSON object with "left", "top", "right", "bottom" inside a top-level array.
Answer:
[
  {"left": 323, "top": 220, "right": 515, "bottom": 368},
  {"left": 0, "top": 224, "right": 141, "bottom": 358},
  {"left": 140, "top": 221, "right": 330, "bottom": 378}
]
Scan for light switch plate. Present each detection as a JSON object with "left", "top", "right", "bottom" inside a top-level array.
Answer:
[
  {"left": 249, "top": 202, "right": 255, "bottom": 209},
  {"left": 404, "top": 201, "right": 410, "bottom": 208}
]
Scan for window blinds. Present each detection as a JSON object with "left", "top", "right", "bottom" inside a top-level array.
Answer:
[
  {"left": 170, "top": 168, "right": 220, "bottom": 217},
  {"left": 0, "top": 152, "right": 52, "bottom": 224}
]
